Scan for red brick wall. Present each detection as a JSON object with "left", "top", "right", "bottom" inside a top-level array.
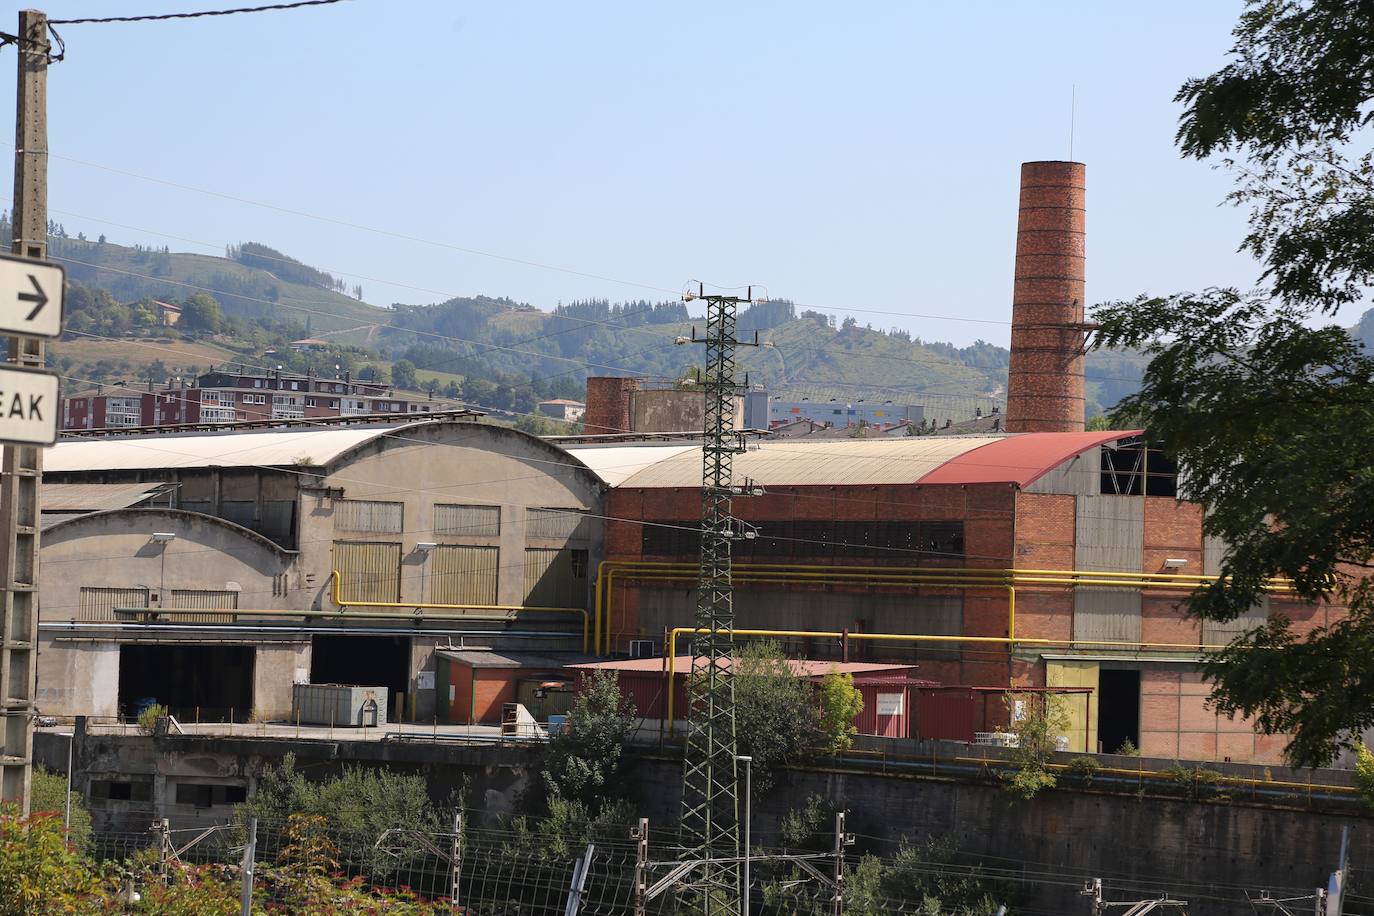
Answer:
[{"left": 584, "top": 377, "right": 639, "bottom": 435}]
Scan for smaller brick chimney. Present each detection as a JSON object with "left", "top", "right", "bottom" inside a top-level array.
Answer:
[{"left": 584, "top": 377, "right": 640, "bottom": 435}]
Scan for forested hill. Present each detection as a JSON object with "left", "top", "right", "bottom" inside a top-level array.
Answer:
[{"left": 0, "top": 216, "right": 386, "bottom": 333}]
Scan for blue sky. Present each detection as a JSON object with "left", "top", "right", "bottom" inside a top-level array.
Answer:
[{"left": 0, "top": 1, "right": 1296, "bottom": 346}]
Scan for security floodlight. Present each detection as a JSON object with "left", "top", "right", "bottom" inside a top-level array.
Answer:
[
  {"left": 674, "top": 336, "right": 690, "bottom": 346},
  {"left": 1163, "top": 558, "right": 1188, "bottom": 568},
  {"left": 150, "top": 532, "right": 176, "bottom": 543},
  {"left": 415, "top": 542, "right": 438, "bottom": 551}
]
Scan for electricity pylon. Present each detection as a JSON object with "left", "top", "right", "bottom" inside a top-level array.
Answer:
[{"left": 678, "top": 282, "right": 759, "bottom": 914}]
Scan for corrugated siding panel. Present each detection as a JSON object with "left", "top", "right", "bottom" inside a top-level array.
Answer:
[
  {"left": 334, "top": 541, "right": 401, "bottom": 602},
  {"left": 523, "top": 548, "right": 588, "bottom": 606},
  {"left": 434, "top": 503, "right": 501, "bottom": 538},
  {"left": 1073, "top": 587, "right": 1143, "bottom": 643},
  {"left": 1024, "top": 446, "right": 1099, "bottom": 496},
  {"left": 915, "top": 689, "right": 976, "bottom": 742},
  {"left": 431, "top": 545, "right": 499, "bottom": 605},
  {"left": 1200, "top": 534, "right": 1271, "bottom": 643},
  {"left": 168, "top": 589, "right": 239, "bottom": 623},
  {"left": 526, "top": 508, "right": 590, "bottom": 541},
  {"left": 334, "top": 499, "right": 403, "bottom": 534},
  {"left": 78, "top": 586, "right": 149, "bottom": 622},
  {"left": 1075, "top": 495, "right": 1143, "bottom": 571}
]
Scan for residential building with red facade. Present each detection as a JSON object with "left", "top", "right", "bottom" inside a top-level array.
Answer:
[{"left": 61, "top": 369, "right": 458, "bottom": 431}]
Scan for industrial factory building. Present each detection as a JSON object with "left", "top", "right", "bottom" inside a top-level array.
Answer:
[
  {"left": 36, "top": 416, "right": 605, "bottom": 724},
  {"left": 29, "top": 161, "right": 1338, "bottom": 765}
]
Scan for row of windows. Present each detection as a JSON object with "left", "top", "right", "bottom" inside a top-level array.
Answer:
[
  {"left": 333, "top": 541, "right": 588, "bottom": 606},
  {"left": 642, "top": 520, "right": 966, "bottom": 560},
  {"left": 333, "top": 500, "right": 589, "bottom": 539}
]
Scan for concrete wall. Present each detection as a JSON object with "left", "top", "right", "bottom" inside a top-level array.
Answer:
[
  {"left": 629, "top": 388, "right": 744, "bottom": 434},
  {"left": 253, "top": 642, "right": 311, "bottom": 720},
  {"left": 39, "top": 729, "right": 1370, "bottom": 915},
  {"left": 36, "top": 639, "right": 120, "bottom": 718},
  {"left": 40, "top": 508, "right": 301, "bottom": 623}
]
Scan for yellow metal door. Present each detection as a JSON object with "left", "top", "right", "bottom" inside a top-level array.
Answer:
[{"left": 1045, "top": 659, "right": 1099, "bottom": 753}]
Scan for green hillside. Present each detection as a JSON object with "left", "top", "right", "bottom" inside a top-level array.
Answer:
[
  {"left": 0, "top": 218, "right": 390, "bottom": 334},
  {"left": 25, "top": 219, "right": 1171, "bottom": 418}
]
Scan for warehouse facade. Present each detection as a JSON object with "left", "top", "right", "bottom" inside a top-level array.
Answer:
[
  {"left": 573, "top": 432, "right": 1330, "bottom": 762},
  {"left": 36, "top": 418, "right": 605, "bottom": 724}
]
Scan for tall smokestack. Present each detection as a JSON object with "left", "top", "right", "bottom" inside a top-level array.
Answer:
[{"left": 1005, "top": 161, "right": 1086, "bottom": 433}]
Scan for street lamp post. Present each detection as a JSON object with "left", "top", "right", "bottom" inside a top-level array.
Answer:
[{"left": 737, "top": 755, "right": 753, "bottom": 916}]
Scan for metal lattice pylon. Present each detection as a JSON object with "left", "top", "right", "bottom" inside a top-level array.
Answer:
[{"left": 678, "top": 283, "right": 759, "bottom": 914}]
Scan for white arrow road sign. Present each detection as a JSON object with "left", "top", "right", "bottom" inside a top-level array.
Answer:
[
  {"left": 0, "top": 366, "right": 58, "bottom": 446},
  {"left": 0, "top": 252, "right": 63, "bottom": 339}
]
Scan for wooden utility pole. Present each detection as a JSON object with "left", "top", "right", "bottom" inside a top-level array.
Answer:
[{"left": 0, "top": 7, "right": 49, "bottom": 813}]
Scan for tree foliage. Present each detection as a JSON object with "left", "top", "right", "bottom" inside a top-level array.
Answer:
[
  {"left": 534, "top": 670, "right": 636, "bottom": 814},
  {"left": 732, "top": 641, "right": 865, "bottom": 792},
  {"left": 1001, "top": 693, "right": 1070, "bottom": 801},
  {"left": 1092, "top": 0, "right": 1374, "bottom": 766}
]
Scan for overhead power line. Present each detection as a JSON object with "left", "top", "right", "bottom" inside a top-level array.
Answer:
[{"left": 49, "top": 0, "right": 350, "bottom": 26}]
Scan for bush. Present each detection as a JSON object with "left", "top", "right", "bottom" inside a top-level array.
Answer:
[
  {"left": 137, "top": 704, "right": 168, "bottom": 735},
  {"left": 1001, "top": 693, "right": 1070, "bottom": 801},
  {"left": 533, "top": 669, "right": 636, "bottom": 816},
  {"left": 29, "top": 767, "right": 91, "bottom": 852},
  {"left": 1355, "top": 741, "right": 1374, "bottom": 807}
]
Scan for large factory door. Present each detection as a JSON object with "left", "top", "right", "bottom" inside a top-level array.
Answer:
[
  {"left": 118, "top": 644, "right": 255, "bottom": 722},
  {"left": 1097, "top": 668, "right": 1141, "bottom": 755},
  {"left": 310, "top": 634, "right": 411, "bottom": 721}
]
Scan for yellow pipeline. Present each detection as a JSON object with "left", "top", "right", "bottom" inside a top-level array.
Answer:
[
  {"left": 596, "top": 560, "right": 1294, "bottom": 655},
  {"left": 661, "top": 626, "right": 1235, "bottom": 728},
  {"left": 330, "top": 570, "right": 590, "bottom": 652}
]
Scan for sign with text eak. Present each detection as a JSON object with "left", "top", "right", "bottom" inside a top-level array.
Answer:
[
  {"left": 0, "top": 251, "right": 63, "bottom": 339},
  {"left": 0, "top": 366, "right": 59, "bottom": 446}
]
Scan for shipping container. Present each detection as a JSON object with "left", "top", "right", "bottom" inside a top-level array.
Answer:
[{"left": 291, "top": 684, "right": 387, "bottom": 727}]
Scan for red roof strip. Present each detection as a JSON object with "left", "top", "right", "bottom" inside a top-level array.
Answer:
[{"left": 915, "top": 430, "right": 1144, "bottom": 488}]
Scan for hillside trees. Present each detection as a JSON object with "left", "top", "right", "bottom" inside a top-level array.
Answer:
[
  {"left": 1092, "top": 0, "right": 1374, "bottom": 764},
  {"left": 179, "top": 292, "right": 224, "bottom": 335}
]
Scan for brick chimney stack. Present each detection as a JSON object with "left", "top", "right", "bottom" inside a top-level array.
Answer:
[
  {"left": 1004, "top": 161, "right": 1086, "bottom": 433},
  {"left": 584, "top": 377, "right": 640, "bottom": 436}
]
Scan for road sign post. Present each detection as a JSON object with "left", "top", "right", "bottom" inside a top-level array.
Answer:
[{"left": 0, "top": 252, "right": 62, "bottom": 339}]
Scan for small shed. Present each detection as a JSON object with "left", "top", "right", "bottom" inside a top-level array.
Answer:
[
  {"left": 563, "top": 657, "right": 929, "bottom": 738},
  {"left": 433, "top": 650, "right": 596, "bottom": 725}
]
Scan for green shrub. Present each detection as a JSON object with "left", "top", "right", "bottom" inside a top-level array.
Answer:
[{"left": 137, "top": 704, "right": 168, "bottom": 735}]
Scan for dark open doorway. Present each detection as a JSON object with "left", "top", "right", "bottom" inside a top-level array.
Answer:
[
  {"left": 1097, "top": 668, "right": 1141, "bottom": 754},
  {"left": 118, "top": 644, "right": 255, "bottom": 722},
  {"left": 310, "top": 634, "right": 410, "bottom": 721}
]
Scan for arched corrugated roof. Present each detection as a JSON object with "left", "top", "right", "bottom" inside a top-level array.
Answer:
[{"left": 567, "top": 430, "right": 1141, "bottom": 489}]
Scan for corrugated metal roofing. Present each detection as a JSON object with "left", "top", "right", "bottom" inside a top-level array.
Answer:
[
  {"left": 564, "top": 445, "right": 699, "bottom": 486},
  {"left": 45, "top": 421, "right": 439, "bottom": 473},
  {"left": 566, "top": 656, "right": 916, "bottom": 677},
  {"left": 569, "top": 438, "right": 997, "bottom": 488},
  {"left": 40, "top": 482, "right": 169, "bottom": 511},
  {"left": 568, "top": 431, "right": 1143, "bottom": 489},
  {"left": 917, "top": 430, "right": 1143, "bottom": 487}
]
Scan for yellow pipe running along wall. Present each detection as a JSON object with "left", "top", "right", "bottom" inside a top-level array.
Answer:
[
  {"left": 330, "top": 569, "right": 590, "bottom": 652},
  {"left": 594, "top": 560, "right": 1294, "bottom": 655}
]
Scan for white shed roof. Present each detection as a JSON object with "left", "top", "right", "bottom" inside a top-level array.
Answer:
[
  {"left": 47, "top": 426, "right": 402, "bottom": 472},
  {"left": 563, "top": 445, "right": 700, "bottom": 487}
]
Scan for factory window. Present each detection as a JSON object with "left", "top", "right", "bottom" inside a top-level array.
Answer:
[
  {"left": 434, "top": 503, "right": 501, "bottom": 538},
  {"left": 334, "top": 541, "right": 402, "bottom": 602},
  {"left": 524, "top": 547, "right": 588, "bottom": 606},
  {"left": 526, "top": 507, "right": 590, "bottom": 541},
  {"left": 431, "top": 545, "right": 499, "bottom": 604},
  {"left": 90, "top": 779, "right": 152, "bottom": 802},
  {"left": 174, "top": 783, "right": 247, "bottom": 808},
  {"left": 78, "top": 587, "right": 150, "bottom": 623},
  {"left": 1100, "top": 438, "right": 1178, "bottom": 497},
  {"left": 334, "top": 499, "right": 404, "bottom": 534},
  {"left": 641, "top": 520, "right": 964, "bottom": 561}
]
